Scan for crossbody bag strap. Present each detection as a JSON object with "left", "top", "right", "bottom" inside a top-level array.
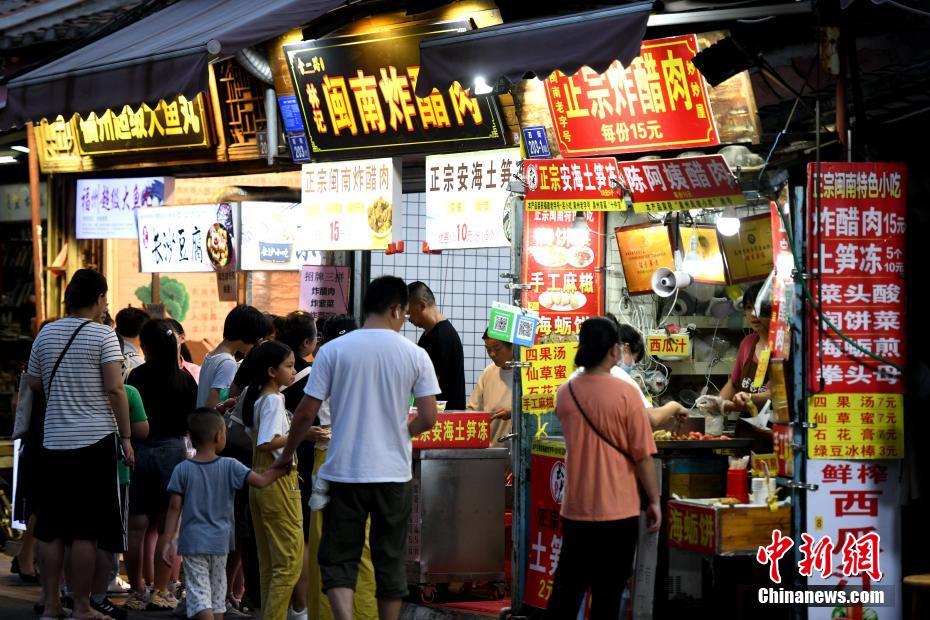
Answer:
[
  {"left": 46, "top": 319, "right": 92, "bottom": 402},
  {"left": 567, "top": 379, "right": 634, "bottom": 465}
]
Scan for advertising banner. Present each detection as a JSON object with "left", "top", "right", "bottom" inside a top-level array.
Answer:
[
  {"left": 614, "top": 223, "right": 675, "bottom": 295},
  {"left": 0, "top": 183, "right": 47, "bottom": 222},
  {"left": 520, "top": 343, "right": 578, "bottom": 416},
  {"left": 425, "top": 148, "right": 519, "bottom": 249},
  {"left": 136, "top": 203, "right": 239, "bottom": 273},
  {"left": 523, "top": 158, "right": 622, "bottom": 211},
  {"left": 544, "top": 35, "right": 719, "bottom": 157},
  {"left": 76, "top": 177, "right": 167, "bottom": 239},
  {"left": 239, "top": 202, "right": 324, "bottom": 270},
  {"left": 300, "top": 158, "right": 402, "bottom": 250},
  {"left": 298, "top": 265, "right": 350, "bottom": 316},
  {"left": 525, "top": 439, "right": 567, "bottom": 609},
  {"left": 410, "top": 412, "right": 492, "bottom": 449},
  {"left": 618, "top": 155, "right": 741, "bottom": 213}
]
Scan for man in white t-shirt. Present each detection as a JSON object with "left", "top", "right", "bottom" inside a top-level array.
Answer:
[{"left": 274, "top": 276, "right": 439, "bottom": 620}]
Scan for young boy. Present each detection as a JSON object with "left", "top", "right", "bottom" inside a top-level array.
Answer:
[
  {"left": 197, "top": 305, "right": 271, "bottom": 409},
  {"left": 163, "top": 408, "right": 284, "bottom": 620}
]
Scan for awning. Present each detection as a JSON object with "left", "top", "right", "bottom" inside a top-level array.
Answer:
[
  {"left": 0, "top": 0, "right": 343, "bottom": 129},
  {"left": 414, "top": 2, "right": 654, "bottom": 98}
]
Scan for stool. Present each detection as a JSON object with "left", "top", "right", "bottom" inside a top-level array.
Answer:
[{"left": 903, "top": 574, "right": 930, "bottom": 619}]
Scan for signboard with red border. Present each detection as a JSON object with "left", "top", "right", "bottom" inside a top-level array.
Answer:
[
  {"left": 523, "top": 158, "right": 622, "bottom": 211},
  {"left": 410, "top": 412, "right": 492, "bottom": 449},
  {"left": 667, "top": 500, "right": 717, "bottom": 555},
  {"left": 617, "top": 155, "right": 741, "bottom": 213},
  {"left": 525, "top": 440, "right": 566, "bottom": 609}
]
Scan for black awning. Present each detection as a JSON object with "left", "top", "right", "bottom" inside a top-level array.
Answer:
[
  {"left": 414, "top": 2, "right": 654, "bottom": 98},
  {"left": 0, "top": 0, "right": 343, "bottom": 129}
]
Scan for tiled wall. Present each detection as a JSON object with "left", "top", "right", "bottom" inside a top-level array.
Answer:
[{"left": 370, "top": 193, "right": 512, "bottom": 393}]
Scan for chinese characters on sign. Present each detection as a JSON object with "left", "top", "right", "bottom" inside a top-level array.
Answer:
[
  {"left": 300, "top": 158, "right": 402, "bottom": 251},
  {"left": 284, "top": 22, "right": 505, "bottom": 158},
  {"left": 76, "top": 178, "right": 167, "bottom": 239},
  {"left": 425, "top": 148, "right": 520, "bottom": 249},
  {"left": 298, "top": 265, "right": 350, "bottom": 316},
  {"left": 520, "top": 343, "right": 578, "bottom": 415},
  {"left": 667, "top": 501, "right": 717, "bottom": 555},
  {"left": 769, "top": 199, "right": 794, "bottom": 360},
  {"left": 75, "top": 95, "right": 210, "bottom": 155},
  {"left": 807, "top": 163, "right": 906, "bottom": 394},
  {"left": 239, "top": 202, "right": 323, "bottom": 271},
  {"left": 544, "top": 35, "right": 719, "bottom": 157},
  {"left": 719, "top": 213, "right": 773, "bottom": 284},
  {"left": 808, "top": 394, "right": 903, "bottom": 460},
  {"left": 805, "top": 460, "right": 901, "bottom": 620},
  {"left": 522, "top": 126, "right": 551, "bottom": 159},
  {"left": 614, "top": 224, "right": 674, "bottom": 295},
  {"left": 0, "top": 183, "right": 47, "bottom": 222},
  {"left": 522, "top": 210, "right": 604, "bottom": 339},
  {"left": 618, "top": 154, "right": 741, "bottom": 213},
  {"left": 136, "top": 203, "right": 239, "bottom": 273},
  {"left": 410, "top": 412, "right": 491, "bottom": 449},
  {"left": 523, "top": 158, "right": 622, "bottom": 211},
  {"left": 646, "top": 334, "right": 690, "bottom": 358},
  {"left": 525, "top": 440, "right": 566, "bottom": 609}
]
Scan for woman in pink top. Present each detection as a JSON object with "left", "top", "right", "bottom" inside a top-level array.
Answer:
[{"left": 546, "top": 317, "right": 661, "bottom": 620}]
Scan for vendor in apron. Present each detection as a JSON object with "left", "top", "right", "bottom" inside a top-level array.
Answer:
[{"left": 719, "top": 281, "right": 772, "bottom": 416}]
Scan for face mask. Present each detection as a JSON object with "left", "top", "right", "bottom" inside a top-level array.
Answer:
[{"left": 617, "top": 345, "right": 636, "bottom": 373}]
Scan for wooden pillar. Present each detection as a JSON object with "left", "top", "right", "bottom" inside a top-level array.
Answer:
[{"left": 25, "top": 122, "right": 46, "bottom": 329}]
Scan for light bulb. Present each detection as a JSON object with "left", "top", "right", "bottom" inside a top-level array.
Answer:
[
  {"left": 682, "top": 234, "right": 702, "bottom": 275},
  {"left": 716, "top": 207, "right": 741, "bottom": 237},
  {"left": 473, "top": 76, "right": 493, "bottom": 95}
]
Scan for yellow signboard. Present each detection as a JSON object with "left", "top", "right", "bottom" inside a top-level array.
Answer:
[
  {"left": 614, "top": 224, "right": 674, "bottom": 296},
  {"left": 679, "top": 226, "right": 727, "bottom": 284},
  {"left": 646, "top": 333, "right": 690, "bottom": 358},
  {"left": 35, "top": 115, "right": 85, "bottom": 173},
  {"left": 76, "top": 94, "right": 210, "bottom": 155},
  {"left": 520, "top": 342, "right": 578, "bottom": 415},
  {"left": 719, "top": 213, "right": 773, "bottom": 283},
  {"left": 807, "top": 393, "right": 903, "bottom": 460}
]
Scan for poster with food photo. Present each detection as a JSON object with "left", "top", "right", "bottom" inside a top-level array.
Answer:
[{"left": 136, "top": 203, "right": 240, "bottom": 274}]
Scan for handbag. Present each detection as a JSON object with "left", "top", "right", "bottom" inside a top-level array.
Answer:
[
  {"left": 13, "top": 320, "right": 91, "bottom": 440},
  {"left": 567, "top": 379, "right": 649, "bottom": 510},
  {"left": 224, "top": 387, "right": 259, "bottom": 453}
]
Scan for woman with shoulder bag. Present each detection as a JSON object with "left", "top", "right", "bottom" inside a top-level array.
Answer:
[{"left": 545, "top": 317, "right": 662, "bottom": 620}]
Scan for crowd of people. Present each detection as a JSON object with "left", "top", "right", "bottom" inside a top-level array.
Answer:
[{"left": 15, "top": 266, "right": 695, "bottom": 620}]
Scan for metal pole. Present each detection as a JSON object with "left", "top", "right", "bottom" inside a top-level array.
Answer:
[
  {"left": 25, "top": 122, "right": 46, "bottom": 328},
  {"left": 511, "top": 198, "right": 527, "bottom": 612}
]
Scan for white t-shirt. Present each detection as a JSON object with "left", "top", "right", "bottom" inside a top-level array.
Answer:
[
  {"left": 27, "top": 318, "right": 124, "bottom": 449},
  {"left": 253, "top": 393, "right": 290, "bottom": 459},
  {"left": 197, "top": 352, "right": 237, "bottom": 408},
  {"left": 305, "top": 328, "right": 440, "bottom": 483},
  {"left": 569, "top": 365, "right": 652, "bottom": 409}
]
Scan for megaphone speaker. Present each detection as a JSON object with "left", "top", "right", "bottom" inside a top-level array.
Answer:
[{"left": 651, "top": 268, "right": 693, "bottom": 297}]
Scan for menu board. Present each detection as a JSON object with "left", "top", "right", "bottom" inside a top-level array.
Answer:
[
  {"left": 239, "top": 202, "right": 324, "bottom": 270},
  {"left": 617, "top": 155, "right": 742, "bottom": 213},
  {"left": 76, "top": 177, "right": 167, "bottom": 239},
  {"left": 808, "top": 393, "right": 903, "bottom": 460},
  {"left": 614, "top": 223, "right": 675, "bottom": 295},
  {"left": 298, "top": 265, "right": 350, "bottom": 316},
  {"left": 136, "top": 203, "right": 239, "bottom": 274},
  {"left": 300, "top": 158, "right": 402, "bottom": 251},
  {"left": 523, "top": 158, "right": 622, "bottom": 211},
  {"left": 544, "top": 35, "right": 719, "bottom": 157},
  {"left": 521, "top": 209, "right": 604, "bottom": 339},
  {"left": 520, "top": 342, "right": 578, "bottom": 416},
  {"left": 424, "top": 148, "right": 519, "bottom": 249}
]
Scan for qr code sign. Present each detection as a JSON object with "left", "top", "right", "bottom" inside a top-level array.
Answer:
[
  {"left": 517, "top": 317, "right": 534, "bottom": 341},
  {"left": 493, "top": 314, "right": 510, "bottom": 334}
]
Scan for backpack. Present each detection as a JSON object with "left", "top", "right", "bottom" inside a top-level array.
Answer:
[{"left": 224, "top": 386, "right": 256, "bottom": 453}]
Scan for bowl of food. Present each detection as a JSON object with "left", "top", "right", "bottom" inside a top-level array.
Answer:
[
  {"left": 367, "top": 197, "right": 393, "bottom": 237},
  {"left": 206, "top": 223, "right": 232, "bottom": 269}
]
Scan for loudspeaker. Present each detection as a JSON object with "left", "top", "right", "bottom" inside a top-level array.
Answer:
[{"left": 651, "top": 268, "right": 693, "bottom": 297}]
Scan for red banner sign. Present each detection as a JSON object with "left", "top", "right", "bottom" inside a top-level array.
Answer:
[
  {"left": 667, "top": 500, "right": 717, "bottom": 555},
  {"left": 769, "top": 200, "right": 792, "bottom": 360},
  {"left": 772, "top": 423, "right": 794, "bottom": 478},
  {"left": 617, "top": 154, "right": 741, "bottom": 213},
  {"left": 410, "top": 412, "right": 491, "bottom": 449},
  {"left": 544, "top": 34, "right": 719, "bottom": 157},
  {"left": 524, "top": 440, "right": 566, "bottom": 609},
  {"left": 806, "top": 163, "right": 906, "bottom": 394},
  {"left": 523, "top": 158, "right": 622, "bottom": 211},
  {"left": 522, "top": 209, "right": 604, "bottom": 340}
]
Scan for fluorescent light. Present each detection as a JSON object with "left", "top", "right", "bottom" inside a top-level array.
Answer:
[
  {"left": 0, "top": 156, "right": 19, "bottom": 164},
  {"left": 473, "top": 76, "right": 493, "bottom": 95},
  {"left": 10, "top": 145, "right": 29, "bottom": 153}
]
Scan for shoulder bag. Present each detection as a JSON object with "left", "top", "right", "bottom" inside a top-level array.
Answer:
[
  {"left": 567, "top": 379, "right": 649, "bottom": 510},
  {"left": 224, "top": 387, "right": 261, "bottom": 453}
]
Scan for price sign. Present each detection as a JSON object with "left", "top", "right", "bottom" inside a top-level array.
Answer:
[
  {"left": 425, "top": 148, "right": 519, "bottom": 249},
  {"left": 300, "top": 158, "right": 402, "bottom": 250}
]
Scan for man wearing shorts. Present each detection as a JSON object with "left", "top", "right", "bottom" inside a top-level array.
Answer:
[{"left": 274, "top": 276, "right": 439, "bottom": 620}]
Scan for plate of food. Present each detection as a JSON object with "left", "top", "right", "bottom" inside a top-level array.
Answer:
[
  {"left": 206, "top": 223, "right": 232, "bottom": 269},
  {"left": 367, "top": 197, "right": 393, "bottom": 237},
  {"left": 567, "top": 245, "right": 595, "bottom": 268},
  {"left": 538, "top": 290, "right": 586, "bottom": 311},
  {"left": 530, "top": 244, "right": 568, "bottom": 268}
]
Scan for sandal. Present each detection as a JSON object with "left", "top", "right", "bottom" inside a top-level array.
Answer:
[{"left": 11, "top": 556, "right": 40, "bottom": 584}]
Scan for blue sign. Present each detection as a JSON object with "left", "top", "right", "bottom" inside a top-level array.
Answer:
[
  {"left": 277, "top": 96, "right": 305, "bottom": 134},
  {"left": 521, "top": 125, "right": 551, "bottom": 159},
  {"left": 287, "top": 132, "right": 311, "bottom": 163}
]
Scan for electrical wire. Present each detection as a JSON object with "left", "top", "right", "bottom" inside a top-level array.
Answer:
[
  {"left": 877, "top": 0, "right": 930, "bottom": 19},
  {"left": 658, "top": 288, "right": 680, "bottom": 327}
]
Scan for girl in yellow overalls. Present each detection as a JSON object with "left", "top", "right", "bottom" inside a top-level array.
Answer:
[{"left": 242, "top": 341, "right": 305, "bottom": 620}]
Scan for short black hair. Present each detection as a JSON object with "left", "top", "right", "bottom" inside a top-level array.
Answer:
[
  {"left": 408, "top": 281, "right": 436, "bottom": 305},
  {"left": 116, "top": 307, "right": 150, "bottom": 338},
  {"left": 223, "top": 305, "right": 272, "bottom": 345},
  {"left": 322, "top": 314, "right": 359, "bottom": 343},
  {"left": 64, "top": 269, "right": 108, "bottom": 314},
  {"left": 742, "top": 281, "right": 773, "bottom": 318},
  {"left": 617, "top": 324, "right": 645, "bottom": 362},
  {"left": 481, "top": 329, "right": 513, "bottom": 348},
  {"left": 363, "top": 276, "right": 408, "bottom": 316},
  {"left": 575, "top": 317, "right": 620, "bottom": 368},
  {"left": 188, "top": 407, "right": 225, "bottom": 448},
  {"left": 165, "top": 318, "right": 185, "bottom": 335},
  {"left": 279, "top": 311, "right": 317, "bottom": 352}
]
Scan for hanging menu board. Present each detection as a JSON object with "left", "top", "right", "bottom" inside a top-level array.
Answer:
[{"left": 136, "top": 203, "right": 239, "bottom": 274}]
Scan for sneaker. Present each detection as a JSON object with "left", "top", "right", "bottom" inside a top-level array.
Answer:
[
  {"left": 147, "top": 590, "right": 179, "bottom": 611},
  {"left": 288, "top": 606, "right": 308, "bottom": 620},
  {"left": 91, "top": 596, "right": 128, "bottom": 620},
  {"left": 124, "top": 590, "right": 149, "bottom": 611},
  {"left": 108, "top": 576, "right": 131, "bottom": 594}
]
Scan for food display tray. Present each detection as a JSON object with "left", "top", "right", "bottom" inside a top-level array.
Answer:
[{"left": 655, "top": 438, "right": 753, "bottom": 451}]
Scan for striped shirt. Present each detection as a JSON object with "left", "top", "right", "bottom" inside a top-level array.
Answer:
[{"left": 27, "top": 317, "right": 123, "bottom": 450}]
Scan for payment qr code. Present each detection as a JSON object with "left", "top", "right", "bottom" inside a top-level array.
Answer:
[
  {"left": 516, "top": 317, "right": 534, "bottom": 341},
  {"left": 493, "top": 315, "right": 510, "bottom": 334}
]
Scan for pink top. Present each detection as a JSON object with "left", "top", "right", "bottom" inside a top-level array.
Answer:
[{"left": 182, "top": 360, "right": 201, "bottom": 384}]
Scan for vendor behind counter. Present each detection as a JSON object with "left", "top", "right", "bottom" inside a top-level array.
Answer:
[{"left": 468, "top": 330, "right": 513, "bottom": 448}]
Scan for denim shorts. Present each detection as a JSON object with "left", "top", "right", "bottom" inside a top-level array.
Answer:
[{"left": 128, "top": 437, "right": 188, "bottom": 517}]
